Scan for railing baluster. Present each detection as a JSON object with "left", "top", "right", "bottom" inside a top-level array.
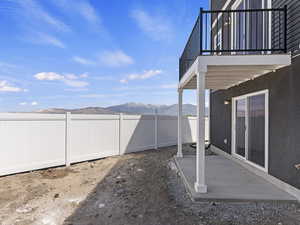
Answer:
[
  {"left": 255, "top": 11, "right": 257, "bottom": 50},
  {"left": 199, "top": 8, "right": 203, "bottom": 55},
  {"left": 222, "top": 13, "right": 224, "bottom": 53},
  {"left": 239, "top": 11, "right": 241, "bottom": 51},
  {"left": 279, "top": 10, "right": 281, "bottom": 51},
  {"left": 245, "top": 11, "right": 247, "bottom": 51},
  {"left": 284, "top": 5, "right": 287, "bottom": 53},
  {"left": 205, "top": 13, "right": 208, "bottom": 51},
  {"left": 228, "top": 12, "right": 230, "bottom": 52},
  {"left": 210, "top": 12, "right": 213, "bottom": 53},
  {"left": 216, "top": 12, "right": 219, "bottom": 53}
]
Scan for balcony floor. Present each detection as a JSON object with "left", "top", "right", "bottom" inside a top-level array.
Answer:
[{"left": 174, "top": 154, "right": 297, "bottom": 202}]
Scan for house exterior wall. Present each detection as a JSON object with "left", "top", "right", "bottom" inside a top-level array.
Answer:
[{"left": 210, "top": 55, "right": 300, "bottom": 189}]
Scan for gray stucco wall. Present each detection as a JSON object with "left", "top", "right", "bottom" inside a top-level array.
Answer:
[{"left": 210, "top": 55, "right": 300, "bottom": 189}]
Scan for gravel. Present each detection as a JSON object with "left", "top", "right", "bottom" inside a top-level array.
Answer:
[{"left": 0, "top": 144, "right": 299, "bottom": 225}]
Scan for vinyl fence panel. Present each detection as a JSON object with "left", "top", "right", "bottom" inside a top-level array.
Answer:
[
  {"left": 121, "top": 115, "right": 156, "bottom": 154},
  {"left": 0, "top": 114, "right": 66, "bottom": 176},
  {"left": 69, "top": 115, "right": 120, "bottom": 163},
  {"left": 0, "top": 113, "right": 204, "bottom": 176}
]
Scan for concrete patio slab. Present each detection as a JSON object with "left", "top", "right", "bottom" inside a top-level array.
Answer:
[{"left": 174, "top": 155, "right": 297, "bottom": 202}]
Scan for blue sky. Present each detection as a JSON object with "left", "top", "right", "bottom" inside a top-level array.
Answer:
[{"left": 0, "top": 0, "right": 209, "bottom": 111}]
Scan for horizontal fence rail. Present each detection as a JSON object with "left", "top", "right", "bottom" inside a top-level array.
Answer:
[
  {"left": 179, "top": 6, "right": 288, "bottom": 80},
  {"left": 0, "top": 113, "right": 209, "bottom": 176}
]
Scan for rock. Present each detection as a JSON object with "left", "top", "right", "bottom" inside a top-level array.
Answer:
[
  {"left": 54, "top": 193, "right": 59, "bottom": 199},
  {"left": 98, "top": 203, "right": 105, "bottom": 209},
  {"left": 16, "top": 206, "right": 33, "bottom": 213}
]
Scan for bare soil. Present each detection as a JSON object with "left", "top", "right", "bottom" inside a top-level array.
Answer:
[{"left": 0, "top": 145, "right": 299, "bottom": 225}]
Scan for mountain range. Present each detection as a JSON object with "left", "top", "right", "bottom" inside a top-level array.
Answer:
[{"left": 36, "top": 102, "right": 209, "bottom": 116}]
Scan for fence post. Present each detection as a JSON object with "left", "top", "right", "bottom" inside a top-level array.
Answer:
[
  {"left": 155, "top": 109, "right": 158, "bottom": 149},
  {"left": 65, "top": 112, "right": 71, "bottom": 167},
  {"left": 119, "top": 113, "right": 123, "bottom": 155}
]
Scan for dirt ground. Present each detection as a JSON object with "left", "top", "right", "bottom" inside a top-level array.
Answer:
[{"left": 0, "top": 145, "right": 299, "bottom": 225}]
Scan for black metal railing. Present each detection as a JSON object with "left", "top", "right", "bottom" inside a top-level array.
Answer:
[{"left": 179, "top": 6, "right": 288, "bottom": 80}]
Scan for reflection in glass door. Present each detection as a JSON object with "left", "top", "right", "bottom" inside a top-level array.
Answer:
[
  {"left": 233, "top": 90, "right": 268, "bottom": 171},
  {"left": 248, "top": 94, "right": 265, "bottom": 167},
  {"left": 235, "top": 99, "right": 246, "bottom": 158}
]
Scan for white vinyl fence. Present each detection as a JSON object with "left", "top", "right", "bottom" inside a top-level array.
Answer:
[{"left": 0, "top": 113, "right": 208, "bottom": 176}]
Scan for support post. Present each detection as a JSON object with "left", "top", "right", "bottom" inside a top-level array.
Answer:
[
  {"left": 154, "top": 109, "right": 158, "bottom": 149},
  {"left": 177, "top": 89, "right": 183, "bottom": 158},
  {"left": 65, "top": 112, "right": 71, "bottom": 167},
  {"left": 194, "top": 70, "right": 207, "bottom": 193}
]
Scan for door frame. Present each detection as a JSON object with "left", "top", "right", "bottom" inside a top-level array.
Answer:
[{"left": 231, "top": 89, "right": 269, "bottom": 172}]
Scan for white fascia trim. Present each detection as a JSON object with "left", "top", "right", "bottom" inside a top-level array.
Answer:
[
  {"left": 178, "top": 58, "right": 199, "bottom": 89},
  {"left": 198, "top": 54, "right": 291, "bottom": 67}
]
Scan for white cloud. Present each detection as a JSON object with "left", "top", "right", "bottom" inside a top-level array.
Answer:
[
  {"left": 99, "top": 50, "right": 134, "bottom": 67},
  {"left": 72, "top": 56, "right": 95, "bottom": 66},
  {"left": 19, "top": 0, "right": 71, "bottom": 32},
  {"left": 76, "top": 1, "right": 101, "bottom": 26},
  {"left": 120, "top": 70, "right": 162, "bottom": 83},
  {"left": 130, "top": 9, "right": 173, "bottom": 41},
  {"left": 20, "top": 102, "right": 27, "bottom": 106},
  {"left": 160, "top": 83, "right": 177, "bottom": 89},
  {"left": 80, "top": 93, "right": 125, "bottom": 98},
  {"left": 34, "top": 72, "right": 89, "bottom": 88},
  {"left": 52, "top": 0, "right": 102, "bottom": 27},
  {"left": 63, "top": 79, "right": 89, "bottom": 88},
  {"left": 79, "top": 73, "right": 89, "bottom": 78},
  {"left": 31, "top": 101, "right": 38, "bottom": 106},
  {"left": 0, "top": 80, "right": 25, "bottom": 92},
  {"left": 35, "top": 72, "right": 64, "bottom": 81},
  {"left": 33, "top": 32, "right": 66, "bottom": 48}
]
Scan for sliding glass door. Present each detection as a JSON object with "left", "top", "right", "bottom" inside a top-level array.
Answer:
[{"left": 232, "top": 90, "right": 268, "bottom": 171}]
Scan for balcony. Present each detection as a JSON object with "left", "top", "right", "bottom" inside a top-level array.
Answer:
[{"left": 179, "top": 7, "right": 288, "bottom": 81}]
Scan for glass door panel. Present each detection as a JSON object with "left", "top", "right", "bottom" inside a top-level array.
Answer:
[
  {"left": 235, "top": 98, "right": 246, "bottom": 158},
  {"left": 248, "top": 94, "right": 265, "bottom": 167}
]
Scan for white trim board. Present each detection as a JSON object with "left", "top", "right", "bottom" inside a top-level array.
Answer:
[{"left": 211, "top": 145, "right": 300, "bottom": 201}]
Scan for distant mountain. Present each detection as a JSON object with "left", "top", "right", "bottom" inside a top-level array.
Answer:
[
  {"left": 35, "top": 107, "right": 116, "bottom": 115},
  {"left": 36, "top": 102, "right": 209, "bottom": 116},
  {"left": 106, "top": 102, "right": 202, "bottom": 116}
]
